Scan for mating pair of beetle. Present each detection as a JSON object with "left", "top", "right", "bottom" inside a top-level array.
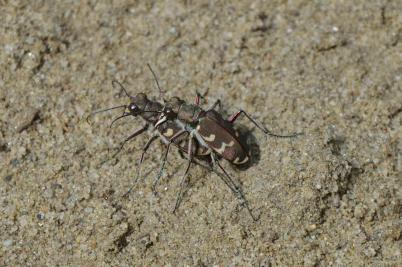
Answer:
[{"left": 89, "top": 65, "right": 301, "bottom": 220}]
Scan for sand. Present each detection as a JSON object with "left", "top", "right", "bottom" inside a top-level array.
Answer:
[{"left": 1, "top": 1, "right": 401, "bottom": 266}]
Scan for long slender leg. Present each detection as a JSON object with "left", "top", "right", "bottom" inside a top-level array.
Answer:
[
  {"left": 195, "top": 89, "right": 209, "bottom": 106},
  {"left": 173, "top": 131, "right": 194, "bottom": 213},
  {"left": 195, "top": 92, "right": 202, "bottom": 106},
  {"left": 188, "top": 154, "right": 258, "bottom": 221},
  {"left": 189, "top": 156, "right": 213, "bottom": 171},
  {"left": 152, "top": 129, "right": 188, "bottom": 195},
  {"left": 210, "top": 153, "right": 258, "bottom": 221},
  {"left": 110, "top": 125, "right": 149, "bottom": 159},
  {"left": 228, "top": 110, "right": 302, "bottom": 138},
  {"left": 209, "top": 153, "right": 236, "bottom": 196},
  {"left": 190, "top": 156, "right": 237, "bottom": 195},
  {"left": 123, "top": 135, "right": 159, "bottom": 198},
  {"left": 206, "top": 99, "right": 222, "bottom": 112},
  {"left": 152, "top": 142, "right": 171, "bottom": 195}
]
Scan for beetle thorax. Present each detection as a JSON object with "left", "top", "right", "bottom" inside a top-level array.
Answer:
[
  {"left": 178, "top": 104, "right": 203, "bottom": 124},
  {"left": 165, "top": 97, "right": 184, "bottom": 114}
]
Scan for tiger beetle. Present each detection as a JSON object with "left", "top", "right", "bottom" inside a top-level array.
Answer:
[
  {"left": 156, "top": 87, "right": 302, "bottom": 166},
  {"left": 151, "top": 74, "right": 302, "bottom": 221},
  {"left": 146, "top": 66, "right": 288, "bottom": 219},
  {"left": 155, "top": 93, "right": 302, "bottom": 170},
  {"left": 87, "top": 65, "right": 258, "bottom": 220}
]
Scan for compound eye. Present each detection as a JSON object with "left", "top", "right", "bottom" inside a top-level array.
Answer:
[
  {"left": 129, "top": 103, "right": 138, "bottom": 112},
  {"left": 164, "top": 107, "right": 175, "bottom": 119}
]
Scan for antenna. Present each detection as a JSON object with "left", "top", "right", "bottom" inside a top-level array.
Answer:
[
  {"left": 86, "top": 105, "right": 126, "bottom": 124},
  {"left": 147, "top": 63, "right": 165, "bottom": 97},
  {"left": 112, "top": 80, "right": 131, "bottom": 98}
]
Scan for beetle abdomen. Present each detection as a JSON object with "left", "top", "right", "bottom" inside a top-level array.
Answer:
[{"left": 197, "top": 111, "right": 249, "bottom": 165}]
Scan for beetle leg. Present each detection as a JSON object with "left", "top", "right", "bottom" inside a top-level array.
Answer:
[
  {"left": 179, "top": 155, "right": 257, "bottom": 220},
  {"left": 209, "top": 153, "right": 235, "bottom": 194},
  {"left": 110, "top": 124, "right": 149, "bottom": 159},
  {"left": 207, "top": 99, "right": 222, "bottom": 112},
  {"left": 154, "top": 114, "right": 167, "bottom": 127},
  {"left": 210, "top": 153, "right": 258, "bottom": 221},
  {"left": 173, "top": 131, "right": 195, "bottom": 213},
  {"left": 123, "top": 134, "right": 159, "bottom": 198},
  {"left": 152, "top": 129, "right": 187, "bottom": 195},
  {"left": 152, "top": 142, "right": 171, "bottom": 195},
  {"left": 195, "top": 92, "right": 202, "bottom": 106},
  {"left": 228, "top": 110, "right": 302, "bottom": 138},
  {"left": 177, "top": 149, "right": 186, "bottom": 160},
  {"left": 195, "top": 89, "right": 209, "bottom": 106}
]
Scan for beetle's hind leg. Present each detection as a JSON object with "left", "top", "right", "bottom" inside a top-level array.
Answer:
[
  {"left": 173, "top": 132, "right": 195, "bottom": 213},
  {"left": 210, "top": 153, "right": 258, "bottom": 221},
  {"left": 228, "top": 109, "right": 302, "bottom": 138},
  {"left": 206, "top": 99, "right": 222, "bottom": 112}
]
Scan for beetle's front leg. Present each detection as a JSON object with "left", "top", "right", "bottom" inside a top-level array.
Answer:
[
  {"left": 123, "top": 134, "right": 159, "bottom": 198},
  {"left": 152, "top": 129, "right": 188, "bottom": 195}
]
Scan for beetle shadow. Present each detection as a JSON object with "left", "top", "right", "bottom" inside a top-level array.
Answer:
[{"left": 233, "top": 124, "right": 261, "bottom": 171}]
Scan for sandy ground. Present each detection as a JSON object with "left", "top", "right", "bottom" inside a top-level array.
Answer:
[{"left": 1, "top": 1, "right": 401, "bottom": 266}]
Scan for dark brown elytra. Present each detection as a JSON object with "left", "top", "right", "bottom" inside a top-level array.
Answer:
[
  {"left": 158, "top": 93, "right": 302, "bottom": 166},
  {"left": 87, "top": 69, "right": 257, "bottom": 220}
]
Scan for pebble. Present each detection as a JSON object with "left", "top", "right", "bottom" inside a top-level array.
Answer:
[{"left": 3, "top": 239, "right": 13, "bottom": 247}]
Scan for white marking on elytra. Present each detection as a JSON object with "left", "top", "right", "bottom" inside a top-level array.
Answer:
[
  {"left": 198, "top": 147, "right": 211, "bottom": 155},
  {"left": 233, "top": 156, "right": 249, "bottom": 164},
  {"left": 202, "top": 133, "right": 216, "bottom": 142},
  {"left": 163, "top": 128, "right": 174, "bottom": 137},
  {"left": 214, "top": 140, "right": 234, "bottom": 154},
  {"left": 235, "top": 131, "right": 239, "bottom": 137}
]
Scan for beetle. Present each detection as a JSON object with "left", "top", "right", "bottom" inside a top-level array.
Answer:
[
  {"left": 146, "top": 66, "right": 301, "bottom": 220},
  {"left": 156, "top": 94, "right": 302, "bottom": 167},
  {"left": 87, "top": 74, "right": 257, "bottom": 220},
  {"left": 87, "top": 81, "right": 208, "bottom": 193}
]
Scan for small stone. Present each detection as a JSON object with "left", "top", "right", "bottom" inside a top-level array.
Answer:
[
  {"left": 4, "top": 44, "right": 14, "bottom": 54},
  {"left": 169, "top": 27, "right": 179, "bottom": 37},
  {"left": 3, "top": 239, "right": 13, "bottom": 247},
  {"left": 10, "top": 159, "right": 19, "bottom": 167},
  {"left": 307, "top": 224, "right": 317, "bottom": 232},
  {"left": 36, "top": 212, "right": 45, "bottom": 220},
  {"left": 363, "top": 246, "right": 377, "bottom": 257}
]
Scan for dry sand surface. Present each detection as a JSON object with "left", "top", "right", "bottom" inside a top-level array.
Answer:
[{"left": 1, "top": 1, "right": 401, "bottom": 266}]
